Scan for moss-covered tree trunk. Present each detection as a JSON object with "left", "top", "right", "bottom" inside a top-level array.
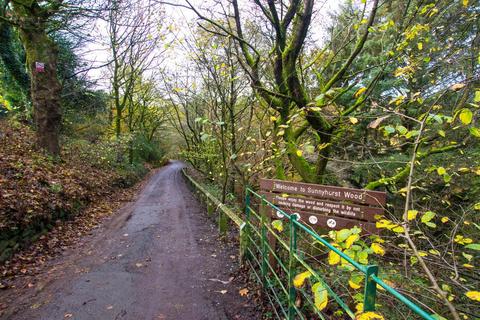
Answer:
[
  {"left": 10, "top": 2, "right": 62, "bottom": 156},
  {"left": 20, "top": 30, "right": 62, "bottom": 155}
]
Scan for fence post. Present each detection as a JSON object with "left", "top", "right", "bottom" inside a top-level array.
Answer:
[
  {"left": 240, "top": 189, "right": 251, "bottom": 263},
  {"left": 260, "top": 196, "right": 268, "bottom": 287},
  {"left": 207, "top": 202, "right": 214, "bottom": 216},
  {"left": 218, "top": 206, "right": 228, "bottom": 236},
  {"left": 363, "top": 265, "right": 379, "bottom": 311},
  {"left": 288, "top": 215, "right": 298, "bottom": 320}
]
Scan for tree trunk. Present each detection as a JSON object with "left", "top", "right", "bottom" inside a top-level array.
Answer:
[{"left": 19, "top": 29, "right": 62, "bottom": 156}]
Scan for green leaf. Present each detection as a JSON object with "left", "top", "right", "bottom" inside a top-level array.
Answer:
[
  {"left": 443, "top": 174, "right": 452, "bottom": 183},
  {"left": 396, "top": 125, "right": 408, "bottom": 135},
  {"left": 458, "top": 108, "right": 473, "bottom": 125},
  {"left": 424, "top": 221, "right": 437, "bottom": 228},
  {"left": 475, "top": 91, "right": 480, "bottom": 103},
  {"left": 421, "top": 211, "right": 436, "bottom": 223},
  {"left": 336, "top": 229, "right": 353, "bottom": 242},
  {"left": 358, "top": 250, "right": 369, "bottom": 264},
  {"left": 405, "top": 130, "right": 420, "bottom": 139},
  {"left": 431, "top": 314, "right": 448, "bottom": 320},
  {"left": 464, "top": 244, "right": 480, "bottom": 251},
  {"left": 312, "top": 282, "right": 328, "bottom": 311},
  {"left": 469, "top": 127, "right": 480, "bottom": 138},
  {"left": 384, "top": 125, "right": 395, "bottom": 134}
]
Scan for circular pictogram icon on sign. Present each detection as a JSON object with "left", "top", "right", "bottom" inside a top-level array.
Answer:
[
  {"left": 276, "top": 211, "right": 284, "bottom": 218},
  {"left": 293, "top": 213, "right": 301, "bottom": 221},
  {"left": 308, "top": 216, "right": 318, "bottom": 224},
  {"left": 327, "top": 218, "right": 337, "bottom": 229}
]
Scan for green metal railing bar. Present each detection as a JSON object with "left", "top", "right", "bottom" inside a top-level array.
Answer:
[{"left": 182, "top": 169, "right": 243, "bottom": 227}]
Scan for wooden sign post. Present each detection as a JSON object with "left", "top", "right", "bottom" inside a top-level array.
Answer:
[{"left": 259, "top": 179, "right": 386, "bottom": 233}]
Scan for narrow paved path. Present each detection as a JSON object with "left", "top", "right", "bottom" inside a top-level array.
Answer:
[{"left": 4, "top": 161, "right": 257, "bottom": 320}]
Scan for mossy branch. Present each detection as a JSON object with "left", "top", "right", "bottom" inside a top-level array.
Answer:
[{"left": 364, "top": 144, "right": 461, "bottom": 190}]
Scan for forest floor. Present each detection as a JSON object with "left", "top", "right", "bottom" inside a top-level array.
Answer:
[{"left": 0, "top": 161, "right": 261, "bottom": 320}]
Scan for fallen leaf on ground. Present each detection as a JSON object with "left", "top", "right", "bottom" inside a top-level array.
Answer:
[
  {"left": 239, "top": 288, "right": 249, "bottom": 296},
  {"left": 64, "top": 313, "right": 73, "bottom": 318},
  {"left": 135, "top": 263, "right": 143, "bottom": 268}
]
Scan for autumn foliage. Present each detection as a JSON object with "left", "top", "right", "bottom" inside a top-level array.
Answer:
[{"left": 0, "top": 121, "right": 139, "bottom": 261}]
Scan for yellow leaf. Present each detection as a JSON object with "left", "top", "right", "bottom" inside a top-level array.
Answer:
[
  {"left": 239, "top": 288, "right": 249, "bottom": 296},
  {"left": 454, "top": 235, "right": 473, "bottom": 245},
  {"left": 355, "top": 303, "right": 364, "bottom": 313},
  {"left": 458, "top": 108, "right": 473, "bottom": 125},
  {"left": 407, "top": 210, "right": 418, "bottom": 221},
  {"left": 354, "top": 87, "right": 367, "bottom": 98},
  {"left": 437, "top": 167, "right": 446, "bottom": 175},
  {"left": 418, "top": 251, "right": 428, "bottom": 257},
  {"left": 371, "top": 243, "right": 385, "bottom": 256},
  {"left": 312, "top": 282, "right": 328, "bottom": 311},
  {"left": 391, "top": 225, "right": 405, "bottom": 233},
  {"left": 376, "top": 219, "right": 393, "bottom": 229},
  {"left": 349, "top": 280, "right": 361, "bottom": 290},
  {"left": 441, "top": 217, "right": 449, "bottom": 223},
  {"left": 296, "top": 149, "right": 303, "bottom": 157},
  {"left": 345, "top": 234, "right": 360, "bottom": 249},
  {"left": 270, "top": 116, "right": 277, "bottom": 122},
  {"left": 463, "top": 264, "right": 474, "bottom": 269},
  {"left": 356, "top": 311, "right": 385, "bottom": 320},
  {"left": 272, "top": 220, "right": 284, "bottom": 232},
  {"left": 328, "top": 250, "right": 341, "bottom": 265},
  {"left": 463, "top": 0, "right": 469, "bottom": 7},
  {"left": 417, "top": 42, "right": 423, "bottom": 50},
  {"left": 466, "top": 291, "right": 480, "bottom": 302},
  {"left": 293, "top": 271, "right": 312, "bottom": 288},
  {"left": 350, "top": 117, "right": 359, "bottom": 124}
]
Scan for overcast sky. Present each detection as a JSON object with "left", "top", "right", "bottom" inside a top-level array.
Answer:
[{"left": 81, "top": 0, "right": 341, "bottom": 90}]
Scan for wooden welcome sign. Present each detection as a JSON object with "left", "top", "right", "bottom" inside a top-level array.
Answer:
[{"left": 259, "top": 179, "right": 386, "bottom": 233}]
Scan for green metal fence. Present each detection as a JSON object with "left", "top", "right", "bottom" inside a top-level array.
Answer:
[
  {"left": 244, "top": 188, "right": 437, "bottom": 320},
  {"left": 182, "top": 169, "right": 439, "bottom": 319}
]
